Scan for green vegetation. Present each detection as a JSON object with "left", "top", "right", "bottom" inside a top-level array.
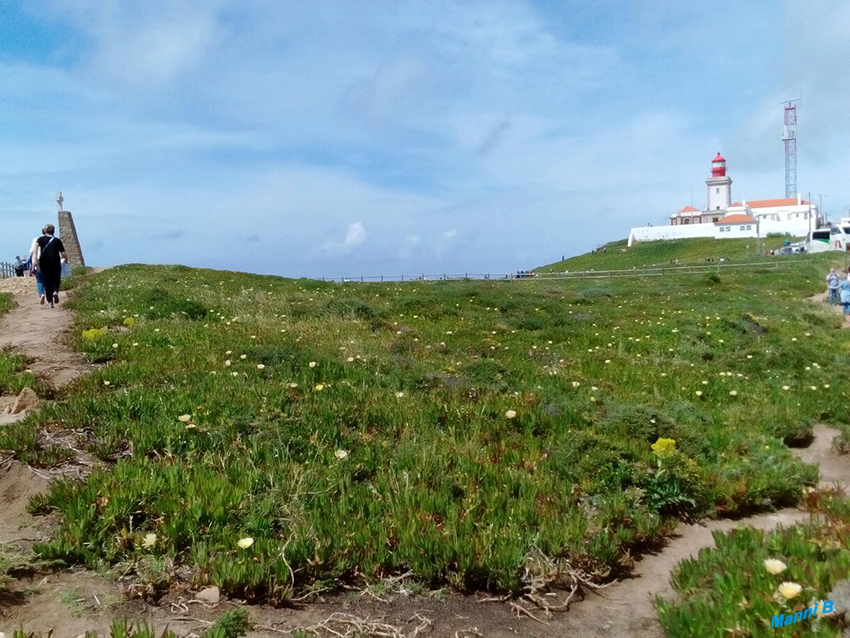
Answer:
[
  {"left": 537, "top": 237, "right": 802, "bottom": 273},
  {"left": 0, "top": 293, "right": 36, "bottom": 395},
  {"left": 207, "top": 608, "right": 251, "bottom": 638},
  {"left": 0, "top": 259, "right": 848, "bottom": 605},
  {"left": 656, "top": 489, "right": 850, "bottom": 637},
  {"left": 9, "top": 620, "right": 176, "bottom": 638}
]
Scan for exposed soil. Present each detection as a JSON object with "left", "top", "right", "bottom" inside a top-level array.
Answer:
[{"left": 0, "top": 276, "right": 848, "bottom": 638}]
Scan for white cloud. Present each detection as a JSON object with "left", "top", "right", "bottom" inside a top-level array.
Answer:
[{"left": 321, "top": 221, "right": 367, "bottom": 257}]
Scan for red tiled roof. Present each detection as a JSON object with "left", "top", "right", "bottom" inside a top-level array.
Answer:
[
  {"left": 730, "top": 202, "right": 743, "bottom": 207},
  {"left": 678, "top": 205, "right": 699, "bottom": 213},
  {"left": 748, "top": 198, "right": 809, "bottom": 208},
  {"left": 715, "top": 214, "right": 756, "bottom": 225}
]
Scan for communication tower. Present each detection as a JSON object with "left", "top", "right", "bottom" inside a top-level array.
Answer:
[{"left": 781, "top": 97, "right": 801, "bottom": 199}]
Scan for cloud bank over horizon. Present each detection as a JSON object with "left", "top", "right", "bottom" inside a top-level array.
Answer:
[{"left": 1, "top": 1, "right": 848, "bottom": 277}]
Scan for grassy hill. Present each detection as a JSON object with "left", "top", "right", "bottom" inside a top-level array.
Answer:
[
  {"left": 1, "top": 262, "right": 848, "bottom": 634},
  {"left": 537, "top": 236, "right": 802, "bottom": 272}
]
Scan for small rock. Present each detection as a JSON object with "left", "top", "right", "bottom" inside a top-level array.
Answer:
[
  {"left": 196, "top": 585, "right": 220, "bottom": 604},
  {"left": 8, "top": 387, "right": 39, "bottom": 414},
  {"left": 828, "top": 578, "right": 850, "bottom": 620}
]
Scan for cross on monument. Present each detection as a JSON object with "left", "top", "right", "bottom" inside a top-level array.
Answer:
[{"left": 56, "top": 191, "right": 64, "bottom": 212}]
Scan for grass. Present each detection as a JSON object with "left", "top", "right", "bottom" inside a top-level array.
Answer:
[
  {"left": 536, "top": 237, "right": 806, "bottom": 272},
  {"left": 0, "top": 258, "right": 849, "bottom": 605},
  {"left": 0, "top": 293, "right": 37, "bottom": 396},
  {"left": 656, "top": 488, "right": 850, "bottom": 637}
]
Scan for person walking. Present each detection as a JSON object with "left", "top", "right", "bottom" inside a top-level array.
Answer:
[
  {"left": 28, "top": 234, "right": 45, "bottom": 299},
  {"left": 840, "top": 274, "right": 850, "bottom": 319},
  {"left": 33, "top": 224, "right": 67, "bottom": 308},
  {"left": 827, "top": 268, "right": 841, "bottom": 306},
  {"left": 13, "top": 256, "right": 25, "bottom": 277}
]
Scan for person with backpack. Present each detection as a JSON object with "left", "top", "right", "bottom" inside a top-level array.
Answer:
[
  {"left": 827, "top": 268, "right": 841, "bottom": 306},
  {"left": 33, "top": 224, "right": 68, "bottom": 308}
]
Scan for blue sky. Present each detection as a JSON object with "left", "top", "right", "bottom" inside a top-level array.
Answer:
[{"left": 1, "top": 1, "right": 848, "bottom": 277}]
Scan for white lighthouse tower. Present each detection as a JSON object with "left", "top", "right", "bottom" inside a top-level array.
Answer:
[{"left": 706, "top": 152, "right": 732, "bottom": 213}]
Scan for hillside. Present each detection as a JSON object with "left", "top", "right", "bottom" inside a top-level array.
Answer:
[{"left": 537, "top": 236, "right": 801, "bottom": 272}]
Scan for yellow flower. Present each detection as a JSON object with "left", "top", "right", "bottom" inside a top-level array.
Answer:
[
  {"left": 142, "top": 533, "right": 157, "bottom": 549},
  {"left": 764, "top": 559, "right": 787, "bottom": 575},
  {"left": 778, "top": 582, "right": 802, "bottom": 599},
  {"left": 82, "top": 327, "right": 107, "bottom": 340},
  {"left": 177, "top": 414, "right": 192, "bottom": 422},
  {"left": 314, "top": 384, "right": 324, "bottom": 391},
  {"left": 237, "top": 537, "right": 254, "bottom": 549},
  {"left": 505, "top": 409, "right": 517, "bottom": 419},
  {"left": 123, "top": 317, "right": 136, "bottom": 327},
  {"left": 651, "top": 438, "right": 676, "bottom": 458}
]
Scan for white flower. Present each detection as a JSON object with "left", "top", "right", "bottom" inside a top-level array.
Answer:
[
  {"left": 314, "top": 384, "right": 324, "bottom": 391},
  {"left": 346, "top": 356, "right": 354, "bottom": 362},
  {"left": 782, "top": 385, "right": 790, "bottom": 391},
  {"left": 763, "top": 558, "right": 787, "bottom": 575},
  {"left": 571, "top": 381, "right": 580, "bottom": 388},
  {"left": 142, "top": 533, "right": 157, "bottom": 549},
  {"left": 395, "top": 391, "right": 404, "bottom": 398},
  {"left": 309, "top": 361, "right": 317, "bottom": 368},
  {"left": 237, "top": 537, "right": 254, "bottom": 549},
  {"left": 505, "top": 410, "right": 517, "bottom": 419},
  {"left": 240, "top": 354, "right": 247, "bottom": 360},
  {"left": 288, "top": 382, "right": 298, "bottom": 388},
  {"left": 177, "top": 414, "right": 192, "bottom": 422},
  {"left": 778, "top": 582, "right": 802, "bottom": 599},
  {"left": 334, "top": 449, "right": 349, "bottom": 459},
  {"left": 729, "top": 390, "right": 738, "bottom": 396},
  {"left": 695, "top": 391, "right": 703, "bottom": 397},
  {"left": 103, "top": 380, "right": 111, "bottom": 386},
  {"left": 604, "top": 359, "right": 611, "bottom": 364},
  {"left": 257, "top": 364, "right": 265, "bottom": 370}
]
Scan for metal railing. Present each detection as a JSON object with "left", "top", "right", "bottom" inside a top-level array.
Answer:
[{"left": 317, "top": 258, "right": 809, "bottom": 284}]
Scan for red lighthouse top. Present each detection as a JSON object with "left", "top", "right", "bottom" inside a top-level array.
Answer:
[{"left": 711, "top": 152, "right": 727, "bottom": 177}]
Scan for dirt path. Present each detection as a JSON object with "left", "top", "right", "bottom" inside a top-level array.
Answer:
[{"left": 0, "top": 276, "right": 848, "bottom": 638}]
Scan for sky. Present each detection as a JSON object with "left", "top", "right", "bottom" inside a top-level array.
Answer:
[{"left": 1, "top": 0, "right": 849, "bottom": 278}]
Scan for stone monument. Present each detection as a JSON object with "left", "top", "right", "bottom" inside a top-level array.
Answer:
[{"left": 56, "top": 191, "right": 85, "bottom": 267}]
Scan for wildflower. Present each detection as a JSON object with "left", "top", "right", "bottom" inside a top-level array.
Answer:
[
  {"left": 237, "top": 537, "right": 254, "bottom": 550},
  {"left": 346, "top": 356, "right": 354, "bottom": 362},
  {"left": 571, "top": 381, "right": 581, "bottom": 388},
  {"left": 132, "top": 342, "right": 139, "bottom": 347},
  {"left": 309, "top": 361, "right": 317, "bottom": 368},
  {"left": 123, "top": 317, "right": 136, "bottom": 328},
  {"left": 334, "top": 449, "right": 349, "bottom": 459},
  {"left": 729, "top": 390, "right": 738, "bottom": 396},
  {"left": 764, "top": 559, "right": 787, "bottom": 575},
  {"left": 225, "top": 360, "right": 231, "bottom": 366},
  {"left": 695, "top": 390, "right": 703, "bottom": 397},
  {"left": 604, "top": 359, "right": 611, "bottom": 364},
  {"left": 178, "top": 414, "right": 192, "bottom": 422},
  {"left": 288, "top": 382, "right": 298, "bottom": 388},
  {"left": 142, "top": 533, "right": 157, "bottom": 549},
  {"left": 112, "top": 343, "right": 119, "bottom": 349},
  {"left": 782, "top": 385, "right": 790, "bottom": 391},
  {"left": 395, "top": 391, "right": 404, "bottom": 398},
  {"left": 226, "top": 350, "right": 232, "bottom": 355},
  {"left": 257, "top": 364, "right": 265, "bottom": 370},
  {"left": 314, "top": 384, "right": 324, "bottom": 391},
  {"left": 651, "top": 438, "right": 676, "bottom": 458},
  {"left": 103, "top": 380, "right": 111, "bottom": 386},
  {"left": 778, "top": 582, "right": 802, "bottom": 599},
  {"left": 240, "top": 354, "right": 247, "bottom": 360},
  {"left": 505, "top": 409, "right": 517, "bottom": 419}
]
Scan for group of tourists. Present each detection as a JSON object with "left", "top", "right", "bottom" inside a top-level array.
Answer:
[
  {"left": 826, "top": 267, "right": 850, "bottom": 316},
  {"left": 14, "top": 225, "right": 69, "bottom": 309}
]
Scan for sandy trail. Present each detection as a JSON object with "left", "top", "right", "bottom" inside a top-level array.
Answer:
[{"left": 0, "top": 276, "right": 848, "bottom": 637}]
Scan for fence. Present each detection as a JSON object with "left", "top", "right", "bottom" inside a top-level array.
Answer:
[
  {"left": 0, "top": 262, "right": 17, "bottom": 278},
  {"left": 317, "top": 258, "right": 810, "bottom": 284}
]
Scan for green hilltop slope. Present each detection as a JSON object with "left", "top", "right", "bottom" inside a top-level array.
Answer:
[{"left": 537, "top": 236, "right": 801, "bottom": 272}]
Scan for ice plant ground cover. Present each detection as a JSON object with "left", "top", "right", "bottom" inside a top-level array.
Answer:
[
  {"left": 655, "top": 489, "right": 849, "bottom": 637},
  {"left": 1, "top": 257, "right": 849, "bottom": 604}
]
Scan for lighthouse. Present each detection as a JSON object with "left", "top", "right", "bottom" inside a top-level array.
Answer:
[{"left": 706, "top": 152, "right": 732, "bottom": 213}]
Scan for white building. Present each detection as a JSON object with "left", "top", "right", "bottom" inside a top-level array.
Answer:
[{"left": 628, "top": 153, "right": 820, "bottom": 246}]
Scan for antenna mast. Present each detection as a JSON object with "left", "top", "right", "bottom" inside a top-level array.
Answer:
[{"left": 781, "top": 95, "right": 801, "bottom": 199}]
